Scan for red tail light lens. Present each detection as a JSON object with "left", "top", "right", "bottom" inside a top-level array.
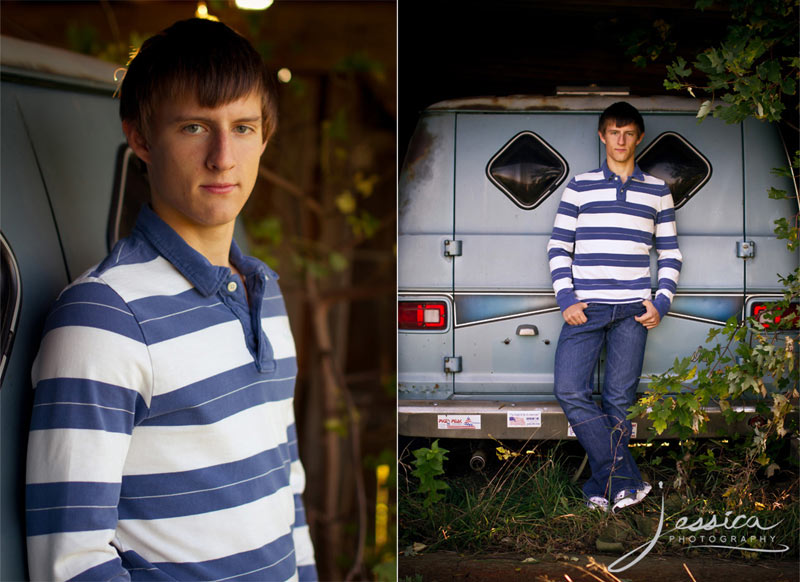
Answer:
[
  {"left": 752, "top": 302, "right": 799, "bottom": 329},
  {"left": 398, "top": 301, "right": 447, "bottom": 330}
]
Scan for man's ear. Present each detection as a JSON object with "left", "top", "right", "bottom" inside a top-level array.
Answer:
[
  {"left": 598, "top": 129, "right": 607, "bottom": 144},
  {"left": 122, "top": 120, "right": 151, "bottom": 164},
  {"left": 635, "top": 132, "right": 645, "bottom": 146}
]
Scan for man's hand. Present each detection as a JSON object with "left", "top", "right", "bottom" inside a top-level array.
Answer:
[
  {"left": 635, "top": 300, "right": 661, "bottom": 329},
  {"left": 563, "top": 302, "right": 589, "bottom": 325}
]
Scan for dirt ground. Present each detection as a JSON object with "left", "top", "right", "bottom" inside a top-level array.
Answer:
[{"left": 398, "top": 551, "right": 800, "bottom": 582}]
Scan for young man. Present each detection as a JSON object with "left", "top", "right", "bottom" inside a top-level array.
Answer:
[
  {"left": 25, "top": 19, "right": 317, "bottom": 581},
  {"left": 546, "top": 101, "right": 682, "bottom": 512}
]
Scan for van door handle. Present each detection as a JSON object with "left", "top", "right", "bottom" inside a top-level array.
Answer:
[{"left": 516, "top": 325, "right": 538, "bottom": 336}]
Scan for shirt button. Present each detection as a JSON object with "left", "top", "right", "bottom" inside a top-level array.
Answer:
[{"left": 227, "top": 281, "right": 238, "bottom": 293}]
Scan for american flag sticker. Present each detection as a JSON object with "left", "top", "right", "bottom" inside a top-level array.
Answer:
[{"left": 506, "top": 411, "right": 542, "bottom": 427}]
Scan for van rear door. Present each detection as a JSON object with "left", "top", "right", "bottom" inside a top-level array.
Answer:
[
  {"left": 452, "top": 111, "right": 746, "bottom": 397},
  {"left": 636, "top": 114, "right": 743, "bottom": 383},
  {"left": 452, "top": 112, "right": 595, "bottom": 396}
]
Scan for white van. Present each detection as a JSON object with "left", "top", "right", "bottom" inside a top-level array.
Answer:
[{"left": 398, "top": 94, "right": 798, "bottom": 442}]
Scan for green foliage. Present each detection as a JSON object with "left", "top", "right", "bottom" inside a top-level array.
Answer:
[
  {"left": 630, "top": 272, "right": 799, "bottom": 465},
  {"left": 769, "top": 151, "right": 800, "bottom": 251},
  {"left": 410, "top": 440, "right": 450, "bottom": 509},
  {"left": 662, "top": 0, "right": 798, "bottom": 124},
  {"left": 372, "top": 561, "right": 397, "bottom": 582},
  {"left": 625, "top": 18, "right": 677, "bottom": 69}
]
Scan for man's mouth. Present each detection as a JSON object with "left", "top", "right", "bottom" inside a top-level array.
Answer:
[{"left": 201, "top": 183, "right": 236, "bottom": 194}]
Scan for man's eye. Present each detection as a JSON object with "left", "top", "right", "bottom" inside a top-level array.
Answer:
[
  {"left": 234, "top": 125, "right": 254, "bottom": 134},
  {"left": 183, "top": 124, "right": 203, "bottom": 134}
]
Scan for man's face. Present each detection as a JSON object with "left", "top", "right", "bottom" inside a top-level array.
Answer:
[
  {"left": 598, "top": 121, "right": 643, "bottom": 167},
  {"left": 125, "top": 92, "right": 267, "bottom": 242}
]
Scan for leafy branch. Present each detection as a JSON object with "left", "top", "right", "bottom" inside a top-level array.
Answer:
[{"left": 662, "top": 0, "right": 799, "bottom": 126}]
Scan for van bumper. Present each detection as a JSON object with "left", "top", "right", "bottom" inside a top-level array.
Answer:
[{"left": 398, "top": 399, "right": 759, "bottom": 440}]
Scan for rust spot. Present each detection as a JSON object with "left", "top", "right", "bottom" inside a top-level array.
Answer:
[{"left": 401, "top": 120, "right": 435, "bottom": 183}]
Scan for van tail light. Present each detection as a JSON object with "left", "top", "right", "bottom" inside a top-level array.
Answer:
[
  {"left": 752, "top": 302, "right": 799, "bottom": 329},
  {"left": 398, "top": 301, "right": 447, "bottom": 330}
]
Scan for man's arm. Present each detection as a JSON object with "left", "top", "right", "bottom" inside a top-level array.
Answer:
[
  {"left": 26, "top": 277, "right": 150, "bottom": 582},
  {"left": 547, "top": 181, "right": 581, "bottom": 318},
  {"left": 651, "top": 188, "right": 682, "bottom": 320},
  {"left": 286, "top": 411, "right": 317, "bottom": 581}
]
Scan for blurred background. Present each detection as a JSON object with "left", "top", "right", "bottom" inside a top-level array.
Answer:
[{"left": 1, "top": 1, "right": 396, "bottom": 580}]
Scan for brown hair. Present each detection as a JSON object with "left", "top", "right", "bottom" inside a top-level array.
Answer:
[
  {"left": 118, "top": 18, "right": 277, "bottom": 142},
  {"left": 598, "top": 101, "right": 644, "bottom": 136}
]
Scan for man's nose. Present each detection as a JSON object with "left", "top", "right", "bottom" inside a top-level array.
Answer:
[{"left": 207, "top": 132, "right": 235, "bottom": 171}]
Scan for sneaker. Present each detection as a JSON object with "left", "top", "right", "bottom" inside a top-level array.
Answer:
[
  {"left": 586, "top": 495, "right": 609, "bottom": 512},
  {"left": 611, "top": 482, "right": 652, "bottom": 513}
]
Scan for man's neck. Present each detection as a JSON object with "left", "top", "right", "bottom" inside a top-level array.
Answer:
[
  {"left": 606, "top": 158, "right": 636, "bottom": 183},
  {"left": 148, "top": 202, "right": 237, "bottom": 269},
  {"left": 182, "top": 228, "right": 235, "bottom": 269}
]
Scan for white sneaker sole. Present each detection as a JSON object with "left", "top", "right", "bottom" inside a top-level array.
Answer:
[{"left": 612, "top": 482, "right": 652, "bottom": 513}]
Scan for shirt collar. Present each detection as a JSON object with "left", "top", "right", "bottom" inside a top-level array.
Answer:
[
  {"left": 132, "top": 205, "right": 273, "bottom": 297},
  {"left": 601, "top": 159, "right": 645, "bottom": 182}
]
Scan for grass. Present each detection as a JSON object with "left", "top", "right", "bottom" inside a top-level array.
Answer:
[{"left": 398, "top": 436, "right": 799, "bottom": 561}]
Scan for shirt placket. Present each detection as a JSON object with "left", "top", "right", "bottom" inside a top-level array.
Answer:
[{"left": 220, "top": 273, "right": 276, "bottom": 373}]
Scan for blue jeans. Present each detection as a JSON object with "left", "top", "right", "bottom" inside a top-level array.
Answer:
[{"left": 554, "top": 302, "right": 648, "bottom": 500}]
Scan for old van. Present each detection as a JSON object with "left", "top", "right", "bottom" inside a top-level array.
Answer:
[{"left": 398, "top": 94, "right": 798, "bottom": 444}]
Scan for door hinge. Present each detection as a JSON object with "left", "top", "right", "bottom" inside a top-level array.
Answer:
[
  {"left": 736, "top": 240, "right": 755, "bottom": 258},
  {"left": 444, "top": 240, "right": 462, "bottom": 257},
  {"left": 444, "top": 356, "right": 462, "bottom": 373}
]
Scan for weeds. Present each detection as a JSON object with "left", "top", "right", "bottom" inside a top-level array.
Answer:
[
  {"left": 409, "top": 439, "right": 449, "bottom": 509},
  {"left": 399, "top": 438, "right": 799, "bottom": 561}
]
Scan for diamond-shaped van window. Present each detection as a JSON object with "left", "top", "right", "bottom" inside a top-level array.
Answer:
[
  {"left": 636, "top": 132, "right": 711, "bottom": 209},
  {"left": 486, "top": 131, "right": 569, "bottom": 210}
]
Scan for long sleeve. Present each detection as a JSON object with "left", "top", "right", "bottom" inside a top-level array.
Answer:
[
  {"left": 652, "top": 189, "right": 682, "bottom": 319},
  {"left": 26, "top": 276, "right": 151, "bottom": 582},
  {"left": 547, "top": 180, "right": 580, "bottom": 312},
  {"left": 287, "top": 407, "right": 318, "bottom": 581}
]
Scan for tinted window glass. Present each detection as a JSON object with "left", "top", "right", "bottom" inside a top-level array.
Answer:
[
  {"left": 636, "top": 132, "right": 711, "bottom": 209},
  {"left": 0, "top": 231, "right": 21, "bottom": 387},
  {"left": 486, "top": 131, "right": 569, "bottom": 210},
  {"left": 107, "top": 145, "right": 150, "bottom": 251}
]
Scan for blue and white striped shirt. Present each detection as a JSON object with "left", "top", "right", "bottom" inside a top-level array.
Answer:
[
  {"left": 547, "top": 161, "right": 682, "bottom": 318},
  {"left": 26, "top": 205, "right": 317, "bottom": 581}
]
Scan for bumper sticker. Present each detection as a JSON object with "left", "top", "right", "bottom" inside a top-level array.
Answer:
[
  {"left": 507, "top": 411, "right": 542, "bottom": 427},
  {"left": 437, "top": 414, "right": 481, "bottom": 429}
]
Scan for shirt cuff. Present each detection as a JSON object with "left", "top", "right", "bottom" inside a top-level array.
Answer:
[
  {"left": 653, "top": 294, "right": 671, "bottom": 320},
  {"left": 556, "top": 290, "right": 579, "bottom": 312}
]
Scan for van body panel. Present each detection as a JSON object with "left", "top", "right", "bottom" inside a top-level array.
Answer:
[
  {"left": 399, "top": 113, "right": 455, "bottom": 292},
  {"left": 398, "top": 293, "right": 454, "bottom": 397},
  {"left": 741, "top": 119, "right": 799, "bottom": 289},
  {"left": 641, "top": 115, "right": 744, "bottom": 292},
  {"left": 11, "top": 84, "right": 124, "bottom": 279},
  {"left": 453, "top": 307, "right": 562, "bottom": 395},
  {"left": 453, "top": 113, "right": 595, "bottom": 290}
]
